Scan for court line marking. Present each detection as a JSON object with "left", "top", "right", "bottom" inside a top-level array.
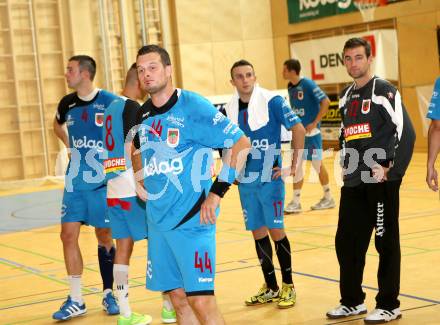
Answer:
[
  {"left": 216, "top": 264, "right": 440, "bottom": 305},
  {"left": 3, "top": 293, "right": 160, "bottom": 325}
]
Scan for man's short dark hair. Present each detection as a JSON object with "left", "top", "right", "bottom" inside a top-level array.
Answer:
[
  {"left": 230, "top": 60, "right": 254, "bottom": 79},
  {"left": 137, "top": 45, "right": 171, "bottom": 66},
  {"left": 69, "top": 55, "right": 96, "bottom": 81},
  {"left": 284, "top": 59, "right": 301, "bottom": 74},
  {"left": 125, "top": 63, "right": 138, "bottom": 86},
  {"left": 343, "top": 37, "right": 372, "bottom": 57}
]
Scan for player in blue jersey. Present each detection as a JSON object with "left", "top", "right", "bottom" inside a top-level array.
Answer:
[
  {"left": 131, "top": 45, "right": 250, "bottom": 324},
  {"left": 103, "top": 63, "right": 154, "bottom": 325},
  {"left": 426, "top": 77, "right": 440, "bottom": 191},
  {"left": 283, "top": 59, "right": 335, "bottom": 213},
  {"left": 52, "top": 55, "right": 119, "bottom": 321},
  {"left": 224, "top": 60, "right": 305, "bottom": 309}
]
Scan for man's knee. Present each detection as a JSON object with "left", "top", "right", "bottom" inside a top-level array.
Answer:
[
  {"left": 188, "top": 295, "right": 215, "bottom": 314},
  {"left": 60, "top": 223, "right": 80, "bottom": 245},
  {"left": 95, "top": 227, "right": 112, "bottom": 242},
  {"left": 169, "top": 288, "right": 190, "bottom": 312},
  {"left": 269, "top": 228, "right": 286, "bottom": 241}
]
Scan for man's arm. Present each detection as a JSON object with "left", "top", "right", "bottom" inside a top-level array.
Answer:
[
  {"left": 53, "top": 118, "right": 69, "bottom": 148},
  {"left": 306, "top": 97, "right": 330, "bottom": 133},
  {"left": 290, "top": 122, "right": 306, "bottom": 175},
  {"left": 200, "top": 135, "right": 251, "bottom": 224},
  {"left": 427, "top": 120, "right": 440, "bottom": 191},
  {"left": 272, "top": 121, "right": 305, "bottom": 180},
  {"left": 130, "top": 143, "right": 147, "bottom": 201}
]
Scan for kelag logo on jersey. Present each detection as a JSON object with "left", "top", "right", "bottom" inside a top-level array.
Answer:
[
  {"left": 72, "top": 136, "right": 104, "bottom": 150},
  {"left": 144, "top": 157, "right": 183, "bottom": 177},
  {"left": 251, "top": 139, "right": 269, "bottom": 151},
  {"left": 293, "top": 108, "right": 305, "bottom": 117}
]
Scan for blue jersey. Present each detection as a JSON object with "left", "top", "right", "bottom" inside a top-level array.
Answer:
[
  {"left": 103, "top": 97, "right": 140, "bottom": 181},
  {"left": 427, "top": 77, "right": 440, "bottom": 120},
  {"left": 236, "top": 95, "right": 301, "bottom": 184},
  {"left": 134, "top": 89, "right": 244, "bottom": 231},
  {"left": 287, "top": 78, "right": 327, "bottom": 127},
  {"left": 56, "top": 89, "right": 119, "bottom": 191}
]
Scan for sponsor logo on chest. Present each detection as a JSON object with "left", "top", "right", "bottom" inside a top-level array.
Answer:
[
  {"left": 344, "top": 122, "right": 372, "bottom": 142},
  {"left": 144, "top": 157, "right": 183, "bottom": 177},
  {"left": 72, "top": 136, "right": 104, "bottom": 150},
  {"left": 104, "top": 157, "right": 126, "bottom": 173}
]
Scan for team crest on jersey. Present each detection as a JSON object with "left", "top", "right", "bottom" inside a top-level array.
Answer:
[
  {"left": 95, "top": 113, "right": 104, "bottom": 126},
  {"left": 361, "top": 99, "right": 371, "bottom": 114},
  {"left": 297, "top": 91, "right": 304, "bottom": 100},
  {"left": 167, "top": 128, "right": 179, "bottom": 147}
]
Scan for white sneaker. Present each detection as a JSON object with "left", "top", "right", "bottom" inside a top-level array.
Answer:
[
  {"left": 364, "top": 308, "right": 402, "bottom": 324},
  {"left": 326, "top": 303, "right": 367, "bottom": 319},
  {"left": 311, "top": 197, "right": 336, "bottom": 210},
  {"left": 284, "top": 201, "right": 302, "bottom": 213}
]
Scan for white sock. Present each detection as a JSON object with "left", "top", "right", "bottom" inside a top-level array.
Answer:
[
  {"left": 68, "top": 275, "right": 83, "bottom": 304},
  {"left": 293, "top": 190, "right": 301, "bottom": 204},
  {"left": 103, "top": 288, "right": 113, "bottom": 296},
  {"left": 162, "top": 292, "right": 174, "bottom": 311},
  {"left": 114, "top": 264, "right": 131, "bottom": 317},
  {"left": 323, "top": 185, "right": 331, "bottom": 200}
]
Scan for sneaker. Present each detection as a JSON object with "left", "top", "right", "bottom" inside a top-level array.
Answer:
[
  {"left": 277, "top": 283, "right": 296, "bottom": 309},
  {"left": 364, "top": 308, "right": 402, "bottom": 324},
  {"left": 52, "top": 295, "right": 87, "bottom": 321},
  {"left": 326, "top": 303, "right": 367, "bottom": 319},
  {"left": 284, "top": 201, "right": 302, "bottom": 213},
  {"left": 311, "top": 197, "right": 335, "bottom": 210},
  {"left": 117, "top": 312, "right": 153, "bottom": 325},
  {"left": 245, "top": 283, "right": 280, "bottom": 306},
  {"left": 102, "top": 291, "right": 120, "bottom": 315},
  {"left": 161, "top": 306, "right": 177, "bottom": 323}
]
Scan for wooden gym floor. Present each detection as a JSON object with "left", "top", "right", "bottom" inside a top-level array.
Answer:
[{"left": 0, "top": 152, "right": 439, "bottom": 324}]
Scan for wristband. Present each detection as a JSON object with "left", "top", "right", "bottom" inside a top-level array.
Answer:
[
  {"left": 209, "top": 177, "right": 231, "bottom": 198},
  {"left": 218, "top": 164, "right": 237, "bottom": 184}
]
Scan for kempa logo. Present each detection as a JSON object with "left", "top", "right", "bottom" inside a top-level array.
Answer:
[
  {"left": 300, "top": 0, "right": 352, "bottom": 11},
  {"left": 72, "top": 136, "right": 104, "bottom": 150},
  {"left": 144, "top": 157, "right": 184, "bottom": 177}
]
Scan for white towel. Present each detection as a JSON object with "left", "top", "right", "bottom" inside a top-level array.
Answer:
[{"left": 225, "top": 85, "right": 276, "bottom": 131}]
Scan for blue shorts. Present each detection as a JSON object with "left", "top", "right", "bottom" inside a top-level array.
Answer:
[
  {"left": 146, "top": 219, "right": 216, "bottom": 295},
  {"left": 107, "top": 196, "right": 147, "bottom": 241},
  {"left": 238, "top": 179, "right": 285, "bottom": 231},
  {"left": 304, "top": 133, "right": 323, "bottom": 161},
  {"left": 61, "top": 186, "right": 109, "bottom": 228}
]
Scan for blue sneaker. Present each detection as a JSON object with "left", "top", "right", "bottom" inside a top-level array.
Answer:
[
  {"left": 102, "top": 291, "right": 120, "bottom": 315},
  {"left": 52, "top": 295, "right": 87, "bottom": 320}
]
